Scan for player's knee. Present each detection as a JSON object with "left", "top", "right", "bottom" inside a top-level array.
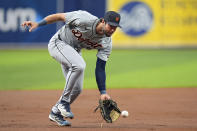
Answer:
[
  {"left": 79, "top": 62, "right": 86, "bottom": 70},
  {"left": 74, "top": 62, "right": 86, "bottom": 72}
]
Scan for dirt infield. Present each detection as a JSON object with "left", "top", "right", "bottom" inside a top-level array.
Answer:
[{"left": 0, "top": 88, "right": 197, "bottom": 131}]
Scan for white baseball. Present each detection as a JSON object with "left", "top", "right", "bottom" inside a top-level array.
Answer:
[{"left": 121, "top": 110, "right": 129, "bottom": 117}]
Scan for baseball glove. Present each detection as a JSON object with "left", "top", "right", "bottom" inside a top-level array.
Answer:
[{"left": 94, "top": 99, "right": 121, "bottom": 123}]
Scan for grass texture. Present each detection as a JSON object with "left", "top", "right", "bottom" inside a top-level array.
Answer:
[{"left": 0, "top": 49, "right": 197, "bottom": 90}]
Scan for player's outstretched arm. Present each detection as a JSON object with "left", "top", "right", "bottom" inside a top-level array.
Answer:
[
  {"left": 43, "top": 13, "right": 66, "bottom": 24},
  {"left": 95, "top": 58, "right": 111, "bottom": 100},
  {"left": 21, "top": 13, "right": 65, "bottom": 32}
]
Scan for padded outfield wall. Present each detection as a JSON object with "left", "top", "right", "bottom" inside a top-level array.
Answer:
[
  {"left": 1, "top": 0, "right": 197, "bottom": 48},
  {"left": 108, "top": 0, "right": 197, "bottom": 48},
  {"left": 0, "top": 0, "right": 106, "bottom": 46}
]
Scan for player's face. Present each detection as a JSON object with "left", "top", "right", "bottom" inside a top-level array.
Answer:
[{"left": 104, "top": 23, "right": 117, "bottom": 37}]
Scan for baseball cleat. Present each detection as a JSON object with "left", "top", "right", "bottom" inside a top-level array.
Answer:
[
  {"left": 58, "top": 103, "right": 74, "bottom": 119},
  {"left": 49, "top": 111, "right": 71, "bottom": 126}
]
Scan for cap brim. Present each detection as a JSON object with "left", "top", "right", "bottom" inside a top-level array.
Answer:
[{"left": 107, "top": 22, "right": 121, "bottom": 28}]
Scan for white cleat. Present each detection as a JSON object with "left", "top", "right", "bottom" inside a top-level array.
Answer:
[
  {"left": 49, "top": 112, "right": 71, "bottom": 126},
  {"left": 58, "top": 103, "right": 74, "bottom": 119}
]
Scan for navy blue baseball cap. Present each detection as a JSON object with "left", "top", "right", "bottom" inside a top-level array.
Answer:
[{"left": 104, "top": 11, "right": 121, "bottom": 28}]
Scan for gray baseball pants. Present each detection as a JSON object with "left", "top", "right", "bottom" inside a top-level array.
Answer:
[{"left": 48, "top": 34, "right": 86, "bottom": 114}]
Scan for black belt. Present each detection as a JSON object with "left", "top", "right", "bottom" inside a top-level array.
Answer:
[{"left": 58, "top": 34, "right": 62, "bottom": 41}]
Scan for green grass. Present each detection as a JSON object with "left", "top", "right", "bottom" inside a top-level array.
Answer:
[{"left": 0, "top": 49, "right": 197, "bottom": 90}]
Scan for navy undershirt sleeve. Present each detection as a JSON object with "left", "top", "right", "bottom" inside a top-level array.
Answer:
[{"left": 95, "top": 58, "right": 106, "bottom": 94}]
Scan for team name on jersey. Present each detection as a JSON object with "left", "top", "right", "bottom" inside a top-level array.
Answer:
[{"left": 72, "top": 29, "right": 102, "bottom": 49}]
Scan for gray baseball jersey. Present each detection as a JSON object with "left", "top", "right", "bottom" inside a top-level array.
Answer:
[
  {"left": 56, "top": 10, "right": 112, "bottom": 61},
  {"left": 48, "top": 10, "right": 113, "bottom": 115}
]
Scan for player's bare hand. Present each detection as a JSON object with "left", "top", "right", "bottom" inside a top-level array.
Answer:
[
  {"left": 21, "top": 21, "right": 38, "bottom": 32},
  {"left": 100, "top": 94, "right": 111, "bottom": 100}
]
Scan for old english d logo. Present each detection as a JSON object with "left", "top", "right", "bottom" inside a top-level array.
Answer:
[{"left": 115, "top": 17, "right": 119, "bottom": 22}]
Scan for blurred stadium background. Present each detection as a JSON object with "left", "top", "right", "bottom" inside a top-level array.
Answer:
[{"left": 1, "top": 0, "right": 197, "bottom": 90}]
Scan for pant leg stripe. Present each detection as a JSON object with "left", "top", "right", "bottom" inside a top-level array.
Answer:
[{"left": 54, "top": 39, "right": 72, "bottom": 66}]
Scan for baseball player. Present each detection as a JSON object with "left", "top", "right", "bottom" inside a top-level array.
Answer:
[{"left": 22, "top": 10, "right": 121, "bottom": 126}]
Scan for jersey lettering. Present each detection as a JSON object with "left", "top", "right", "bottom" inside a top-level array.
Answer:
[{"left": 72, "top": 29, "right": 102, "bottom": 48}]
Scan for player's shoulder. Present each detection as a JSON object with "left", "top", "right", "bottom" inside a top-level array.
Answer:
[
  {"left": 74, "top": 10, "right": 98, "bottom": 19},
  {"left": 66, "top": 10, "right": 98, "bottom": 26},
  {"left": 80, "top": 10, "right": 99, "bottom": 26}
]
